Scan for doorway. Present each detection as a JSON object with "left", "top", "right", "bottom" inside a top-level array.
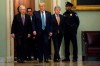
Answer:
[{"left": 14, "top": 0, "right": 35, "bottom": 15}]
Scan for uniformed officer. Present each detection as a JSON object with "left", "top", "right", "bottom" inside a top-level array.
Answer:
[{"left": 63, "top": 2, "right": 80, "bottom": 62}]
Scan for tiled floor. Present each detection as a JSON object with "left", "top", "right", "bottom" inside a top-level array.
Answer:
[{"left": 1, "top": 60, "right": 100, "bottom": 66}]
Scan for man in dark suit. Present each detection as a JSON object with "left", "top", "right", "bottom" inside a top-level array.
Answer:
[
  {"left": 27, "top": 8, "right": 33, "bottom": 21},
  {"left": 32, "top": 3, "right": 52, "bottom": 62},
  {"left": 26, "top": 8, "right": 34, "bottom": 61},
  {"left": 63, "top": 2, "right": 80, "bottom": 62},
  {"left": 27, "top": 8, "right": 38, "bottom": 61},
  {"left": 52, "top": 6, "right": 64, "bottom": 62},
  {"left": 11, "top": 5, "right": 32, "bottom": 63}
]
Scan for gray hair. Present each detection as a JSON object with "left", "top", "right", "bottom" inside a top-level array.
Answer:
[
  {"left": 19, "top": 5, "right": 26, "bottom": 10},
  {"left": 54, "top": 6, "right": 61, "bottom": 10}
]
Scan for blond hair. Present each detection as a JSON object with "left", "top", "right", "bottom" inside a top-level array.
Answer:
[{"left": 39, "top": 2, "right": 45, "bottom": 6}]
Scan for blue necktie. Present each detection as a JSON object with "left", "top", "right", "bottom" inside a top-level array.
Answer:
[{"left": 41, "top": 12, "right": 45, "bottom": 30}]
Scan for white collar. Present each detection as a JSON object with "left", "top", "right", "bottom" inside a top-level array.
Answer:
[{"left": 55, "top": 14, "right": 59, "bottom": 17}]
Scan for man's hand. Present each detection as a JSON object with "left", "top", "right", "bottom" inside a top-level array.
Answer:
[
  {"left": 49, "top": 32, "right": 52, "bottom": 37},
  {"left": 28, "top": 34, "right": 31, "bottom": 38},
  {"left": 11, "top": 33, "right": 15, "bottom": 38},
  {"left": 33, "top": 31, "right": 37, "bottom": 36}
]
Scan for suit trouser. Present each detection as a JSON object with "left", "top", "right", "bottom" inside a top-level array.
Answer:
[
  {"left": 32, "top": 38, "right": 38, "bottom": 60},
  {"left": 26, "top": 37, "right": 33, "bottom": 60},
  {"left": 64, "top": 32, "right": 78, "bottom": 60},
  {"left": 15, "top": 37, "right": 27, "bottom": 61},
  {"left": 52, "top": 33, "right": 63, "bottom": 60},
  {"left": 26, "top": 36, "right": 38, "bottom": 60},
  {"left": 48, "top": 38, "right": 51, "bottom": 59},
  {"left": 36, "top": 30, "right": 49, "bottom": 61}
]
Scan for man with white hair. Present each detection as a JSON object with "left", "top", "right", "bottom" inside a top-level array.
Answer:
[
  {"left": 52, "top": 6, "right": 64, "bottom": 62},
  {"left": 11, "top": 5, "right": 32, "bottom": 63},
  {"left": 32, "top": 3, "right": 52, "bottom": 63}
]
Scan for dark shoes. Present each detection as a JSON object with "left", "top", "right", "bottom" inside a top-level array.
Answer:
[
  {"left": 54, "top": 59, "right": 60, "bottom": 62},
  {"left": 62, "top": 59, "right": 70, "bottom": 62},
  {"left": 62, "top": 59, "right": 77, "bottom": 62},
  {"left": 72, "top": 59, "right": 77, "bottom": 62},
  {"left": 44, "top": 59, "right": 49, "bottom": 63},
  {"left": 39, "top": 60, "right": 43, "bottom": 63},
  {"left": 17, "top": 59, "right": 24, "bottom": 63},
  {"left": 39, "top": 59, "right": 49, "bottom": 63},
  {"left": 26, "top": 58, "right": 32, "bottom": 61}
]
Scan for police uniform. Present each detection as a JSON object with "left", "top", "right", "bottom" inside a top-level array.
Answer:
[{"left": 63, "top": 2, "right": 80, "bottom": 61}]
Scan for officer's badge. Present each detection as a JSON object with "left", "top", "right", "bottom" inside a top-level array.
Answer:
[{"left": 70, "top": 13, "right": 72, "bottom": 16}]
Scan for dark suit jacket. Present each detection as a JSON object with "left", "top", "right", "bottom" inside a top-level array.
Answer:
[
  {"left": 52, "top": 14, "right": 64, "bottom": 35},
  {"left": 11, "top": 13, "right": 32, "bottom": 38},
  {"left": 32, "top": 11, "right": 52, "bottom": 37}
]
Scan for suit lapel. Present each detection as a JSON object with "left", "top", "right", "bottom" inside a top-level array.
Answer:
[
  {"left": 45, "top": 11, "right": 48, "bottom": 25},
  {"left": 38, "top": 11, "right": 42, "bottom": 22},
  {"left": 18, "top": 14, "right": 23, "bottom": 26},
  {"left": 24, "top": 14, "right": 27, "bottom": 26},
  {"left": 59, "top": 15, "right": 61, "bottom": 25}
]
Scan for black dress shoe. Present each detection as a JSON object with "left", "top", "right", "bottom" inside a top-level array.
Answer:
[
  {"left": 26, "top": 58, "right": 32, "bottom": 61},
  {"left": 17, "top": 59, "right": 24, "bottom": 63},
  {"left": 34, "top": 58, "right": 38, "bottom": 61},
  {"left": 54, "top": 60, "right": 60, "bottom": 62},
  {"left": 62, "top": 59, "right": 70, "bottom": 62},
  {"left": 39, "top": 60, "right": 43, "bottom": 63},
  {"left": 44, "top": 59, "right": 49, "bottom": 63},
  {"left": 72, "top": 59, "right": 77, "bottom": 62}
]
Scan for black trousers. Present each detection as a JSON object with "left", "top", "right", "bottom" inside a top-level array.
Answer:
[
  {"left": 32, "top": 38, "right": 38, "bottom": 60},
  {"left": 26, "top": 36, "right": 38, "bottom": 60},
  {"left": 48, "top": 38, "right": 51, "bottom": 59},
  {"left": 64, "top": 32, "right": 78, "bottom": 60},
  {"left": 26, "top": 37, "right": 33, "bottom": 60},
  {"left": 36, "top": 30, "right": 49, "bottom": 61},
  {"left": 15, "top": 37, "right": 27, "bottom": 61},
  {"left": 52, "top": 33, "right": 63, "bottom": 60}
]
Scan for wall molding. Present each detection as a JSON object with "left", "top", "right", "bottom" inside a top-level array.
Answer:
[{"left": 6, "top": 56, "right": 14, "bottom": 63}]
